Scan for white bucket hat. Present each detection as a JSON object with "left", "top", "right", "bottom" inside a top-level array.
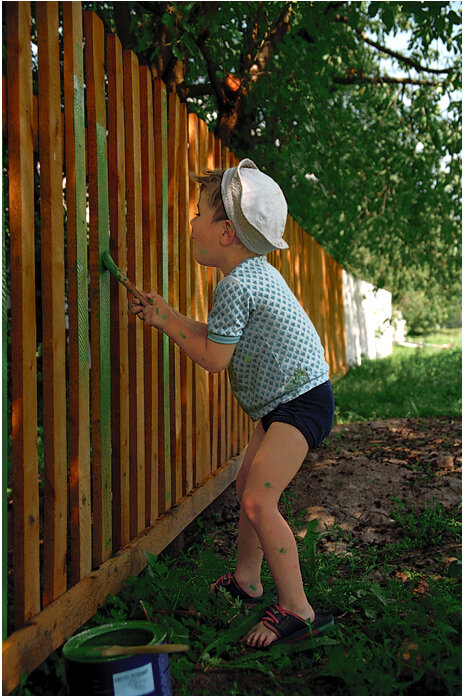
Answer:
[{"left": 221, "top": 159, "right": 289, "bottom": 255}]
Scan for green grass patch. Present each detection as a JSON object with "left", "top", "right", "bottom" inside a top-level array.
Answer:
[
  {"left": 20, "top": 501, "right": 461, "bottom": 696},
  {"left": 333, "top": 346, "right": 461, "bottom": 423}
]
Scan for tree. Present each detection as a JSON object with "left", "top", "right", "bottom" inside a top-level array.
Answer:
[{"left": 89, "top": 1, "right": 461, "bottom": 329}]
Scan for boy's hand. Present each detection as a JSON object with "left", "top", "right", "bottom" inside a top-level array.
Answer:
[{"left": 129, "top": 292, "right": 171, "bottom": 327}]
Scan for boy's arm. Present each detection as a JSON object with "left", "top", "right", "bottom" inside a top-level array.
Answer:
[{"left": 130, "top": 292, "right": 236, "bottom": 373}]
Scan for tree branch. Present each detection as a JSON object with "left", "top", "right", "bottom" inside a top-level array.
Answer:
[
  {"left": 335, "top": 14, "right": 453, "bottom": 75},
  {"left": 333, "top": 74, "right": 439, "bottom": 87},
  {"left": 250, "top": 2, "right": 294, "bottom": 80},
  {"left": 177, "top": 83, "right": 215, "bottom": 100}
]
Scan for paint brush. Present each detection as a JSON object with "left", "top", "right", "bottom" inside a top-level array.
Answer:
[
  {"left": 92, "top": 643, "right": 189, "bottom": 658},
  {"left": 102, "top": 250, "right": 153, "bottom": 306}
]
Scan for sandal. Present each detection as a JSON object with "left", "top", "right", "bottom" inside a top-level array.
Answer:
[
  {"left": 258, "top": 603, "right": 334, "bottom": 647},
  {"left": 211, "top": 572, "right": 263, "bottom": 605}
]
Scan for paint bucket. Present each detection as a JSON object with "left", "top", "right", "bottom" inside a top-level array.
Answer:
[{"left": 63, "top": 620, "right": 173, "bottom": 696}]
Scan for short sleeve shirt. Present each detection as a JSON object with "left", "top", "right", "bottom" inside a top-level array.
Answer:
[{"left": 207, "top": 256, "right": 329, "bottom": 421}]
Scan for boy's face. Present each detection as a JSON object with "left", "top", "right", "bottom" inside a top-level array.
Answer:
[{"left": 190, "top": 191, "right": 224, "bottom": 267}]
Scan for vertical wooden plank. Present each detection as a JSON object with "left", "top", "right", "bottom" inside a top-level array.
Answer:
[
  {"left": 229, "top": 152, "right": 239, "bottom": 457},
  {"left": 215, "top": 139, "right": 227, "bottom": 468},
  {"left": 2, "top": 180, "right": 8, "bottom": 639},
  {"left": 107, "top": 33, "right": 130, "bottom": 549},
  {"left": 222, "top": 144, "right": 233, "bottom": 462},
  {"left": 195, "top": 117, "right": 212, "bottom": 482},
  {"left": 7, "top": 0, "right": 41, "bottom": 626},
  {"left": 63, "top": 0, "right": 92, "bottom": 586},
  {"left": 178, "top": 101, "right": 193, "bottom": 496},
  {"left": 167, "top": 91, "right": 182, "bottom": 506},
  {"left": 140, "top": 65, "right": 159, "bottom": 524},
  {"left": 207, "top": 131, "right": 219, "bottom": 472},
  {"left": 123, "top": 49, "right": 145, "bottom": 536},
  {"left": 36, "top": 1, "right": 68, "bottom": 606},
  {"left": 84, "top": 10, "right": 112, "bottom": 566},
  {"left": 153, "top": 78, "right": 171, "bottom": 513}
]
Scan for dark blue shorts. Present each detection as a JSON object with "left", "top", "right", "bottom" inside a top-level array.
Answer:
[{"left": 260, "top": 380, "right": 334, "bottom": 451}]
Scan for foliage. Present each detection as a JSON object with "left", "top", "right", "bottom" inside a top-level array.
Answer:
[
  {"left": 85, "top": 0, "right": 462, "bottom": 324},
  {"left": 19, "top": 501, "right": 461, "bottom": 696},
  {"left": 332, "top": 342, "right": 461, "bottom": 423}
]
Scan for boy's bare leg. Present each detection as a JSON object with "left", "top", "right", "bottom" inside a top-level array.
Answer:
[
  {"left": 233, "top": 423, "right": 266, "bottom": 597},
  {"left": 240, "top": 422, "right": 314, "bottom": 648}
]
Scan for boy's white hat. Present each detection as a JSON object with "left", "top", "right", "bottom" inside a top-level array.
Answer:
[{"left": 221, "top": 159, "right": 289, "bottom": 255}]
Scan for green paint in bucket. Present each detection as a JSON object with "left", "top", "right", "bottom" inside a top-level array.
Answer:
[{"left": 63, "top": 621, "right": 172, "bottom": 696}]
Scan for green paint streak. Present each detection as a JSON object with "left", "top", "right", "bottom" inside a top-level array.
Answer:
[
  {"left": 180, "top": 332, "right": 186, "bottom": 339},
  {"left": 161, "top": 313, "right": 168, "bottom": 321},
  {"left": 159, "top": 86, "right": 171, "bottom": 506},
  {"left": 156, "top": 306, "right": 160, "bottom": 315},
  {"left": 200, "top": 248, "right": 207, "bottom": 256},
  {"left": 96, "top": 121, "right": 112, "bottom": 552},
  {"left": 73, "top": 73, "right": 90, "bottom": 372},
  {"left": 265, "top": 482, "right": 272, "bottom": 489},
  {"left": 279, "top": 547, "right": 288, "bottom": 555}
]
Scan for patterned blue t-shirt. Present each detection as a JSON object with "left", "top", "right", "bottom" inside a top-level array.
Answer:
[{"left": 207, "top": 256, "right": 329, "bottom": 420}]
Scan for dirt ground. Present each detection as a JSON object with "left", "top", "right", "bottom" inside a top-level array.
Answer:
[
  {"left": 181, "top": 416, "right": 461, "bottom": 696},
  {"left": 200, "top": 416, "right": 461, "bottom": 558}
]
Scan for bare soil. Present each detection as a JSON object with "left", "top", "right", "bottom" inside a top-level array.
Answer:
[{"left": 182, "top": 416, "right": 461, "bottom": 696}]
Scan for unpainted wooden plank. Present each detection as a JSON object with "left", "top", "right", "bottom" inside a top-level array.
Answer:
[
  {"left": 107, "top": 33, "right": 130, "bottom": 549},
  {"left": 7, "top": 0, "right": 41, "bottom": 628},
  {"left": 140, "top": 65, "right": 159, "bottom": 524},
  {"left": 36, "top": 0, "right": 68, "bottom": 606},
  {"left": 84, "top": 10, "right": 112, "bottom": 566},
  {"left": 178, "top": 101, "right": 194, "bottom": 496},
  {"left": 168, "top": 91, "right": 183, "bottom": 506},
  {"left": 123, "top": 48, "right": 145, "bottom": 537}
]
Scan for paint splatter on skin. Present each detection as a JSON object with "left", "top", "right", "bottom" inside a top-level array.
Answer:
[
  {"left": 161, "top": 313, "right": 168, "bottom": 320},
  {"left": 200, "top": 248, "right": 207, "bottom": 256},
  {"left": 264, "top": 482, "right": 272, "bottom": 489},
  {"left": 249, "top": 584, "right": 257, "bottom": 591},
  {"left": 180, "top": 332, "right": 186, "bottom": 339},
  {"left": 155, "top": 307, "right": 160, "bottom": 315},
  {"left": 279, "top": 547, "right": 288, "bottom": 555}
]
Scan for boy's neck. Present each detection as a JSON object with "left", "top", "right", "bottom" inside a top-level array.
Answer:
[{"left": 219, "top": 250, "right": 260, "bottom": 276}]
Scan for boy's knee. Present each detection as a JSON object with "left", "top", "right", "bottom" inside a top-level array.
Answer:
[{"left": 241, "top": 490, "right": 271, "bottom": 525}]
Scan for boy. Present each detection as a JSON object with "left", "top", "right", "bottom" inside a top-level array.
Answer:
[{"left": 130, "top": 159, "right": 334, "bottom": 648}]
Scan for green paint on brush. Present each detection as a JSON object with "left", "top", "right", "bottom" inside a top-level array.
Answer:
[{"left": 102, "top": 250, "right": 153, "bottom": 305}]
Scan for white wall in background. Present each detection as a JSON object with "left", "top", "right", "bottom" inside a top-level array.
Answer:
[{"left": 342, "top": 270, "right": 398, "bottom": 366}]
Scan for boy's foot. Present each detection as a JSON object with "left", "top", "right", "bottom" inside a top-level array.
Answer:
[
  {"left": 244, "top": 604, "right": 334, "bottom": 648},
  {"left": 211, "top": 572, "right": 263, "bottom": 604}
]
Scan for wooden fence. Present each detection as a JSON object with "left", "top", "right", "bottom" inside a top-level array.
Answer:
[{"left": 2, "top": 2, "right": 346, "bottom": 692}]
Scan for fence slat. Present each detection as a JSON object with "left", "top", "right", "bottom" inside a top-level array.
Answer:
[
  {"left": 168, "top": 91, "right": 183, "bottom": 505},
  {"left": 123, "top": 49, "right": 145, "bottom": 537},
  {"left": 7, "top": 0, "right": 41, "bottom": 627},
  {"left": 36, "top": 1, "right": 68, "bottom": 606},
  {"left": 189, "top": 113, "right": 211, "bottom": 485},
  {"left": 107, "top": 33, "right": 130, "bottom": 549},
  {"left": 84, "top": 10, "right": 112, "bottom": 566},
  {"left": 140, "top": 64, "right": 159, "bottom": 524},
  {"left": 178, "top": 101, "right": 193, "bottom": 496},
  {"left": 63, "top": 0, "right": 92, "bottom": 586},
  {"left": 153, "top": 79, "right": 171, "bottom": 513}
]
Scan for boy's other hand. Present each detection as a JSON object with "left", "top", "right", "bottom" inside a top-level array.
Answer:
[{"left": 129, "top": 292, "right": 170, "bottom": 327}]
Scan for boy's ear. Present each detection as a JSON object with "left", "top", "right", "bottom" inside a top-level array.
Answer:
[{"left": 220, "top": 220, "right": 237, "bottom": 246}]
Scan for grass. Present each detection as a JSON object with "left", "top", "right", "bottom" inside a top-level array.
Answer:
[
  {"left": 332, "top": 331, "right": 461, "bottom": 424},
  {"left": 20, "top": 503, "right": 461, "bottom": 696}
]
